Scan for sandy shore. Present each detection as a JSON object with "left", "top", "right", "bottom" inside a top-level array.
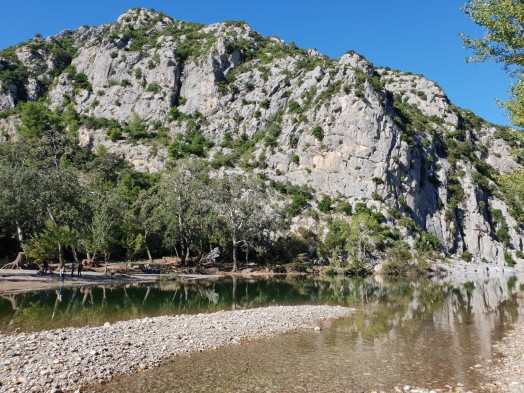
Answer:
[
  {"left": 0, "top": 268, "right": 303, "bottom": 294},
  {"left": 0, "top": 305, "right": 354, "bottom": 393},
  {"left": 0, "top": 270, "right": 160, "bottom": 294}
]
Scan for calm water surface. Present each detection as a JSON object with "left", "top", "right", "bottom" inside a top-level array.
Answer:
[{"left": 1, "top": 274, "right": 523, "bottom": 391}]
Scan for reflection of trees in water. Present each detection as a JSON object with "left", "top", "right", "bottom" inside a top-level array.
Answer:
[
  {"left": 0, "top": 293, "right": 26, "bottom": 326},
  {"left": 0, "top": 276, "right": 523, "bottom": 334}
]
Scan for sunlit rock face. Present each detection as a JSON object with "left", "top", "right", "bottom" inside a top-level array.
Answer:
[{"left": 0, "top": 8, "right": 522, "bottom": 265}]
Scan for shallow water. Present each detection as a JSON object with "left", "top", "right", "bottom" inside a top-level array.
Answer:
[
  {"left": 85, "top": 274, "right": 522, "bottom": 392},
  {"left": 1, "top": 274, "right": 522, "bottom": 391}
]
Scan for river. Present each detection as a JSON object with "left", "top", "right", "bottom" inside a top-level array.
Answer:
[{"left": 1, "top": 273, "right": 521, "bottom": 391}]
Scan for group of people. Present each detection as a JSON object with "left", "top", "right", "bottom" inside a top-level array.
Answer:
[{"left": 59, "top": 260, "right": 83, "bottom": 282}]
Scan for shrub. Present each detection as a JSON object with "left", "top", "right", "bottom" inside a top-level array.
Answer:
[
  {"left": 505, "top": 252, "right": 516, "bottom": 267},
  {"left": 168, "top": 130, "right": 213, "bottom": 159},
  {"left": 289, "top": 135, "right": 299, "bottom": 148},
  {"left": 170, "top": 106, "right": 187, "bottom": 121},
  {"left": 147, "top": 82, "right": 161, "bottom": 93},
  {"left": 291, "top": 154, "right": 300, "bottom": 165},
  {"left": 415, "top": 231, "right": 441, "bottom": 255},
  {"left": 65, "top": 66, "right": 92, "bottom": 92},
  {"left": 460, "top": 251, "right": 473, "bottom": 262},
  {"left": 382, "top": 259, "right": 410, "bottom": 276},
  {"left": 288, "top": 101, "right": 301, "bottom": 113},
  {"left": 124, "top": 111, "right": 148, "bottom": 140},
  {"left": 260, "top": 99, "right": 270, "bottom": 109},
  {"left": 312, "top": 126, "right": 324, "bottom": 141},
  {"left": 320, "top": 266, "right": 339, "bottom": 277},
  {"left": 339, "top": 201, "right": 352, "bottom": 216},
  {"left": 286, "top": 194, "right": 308, "bottom": 216},
  {"left": 345, "top": 260, "right": 368, "bottom": 276},
  {"left": 107, "top": 127, "right": 122, "bottom": 141},
  {"left": 318, "top": 195, "right": 332, "bottom": 213}
]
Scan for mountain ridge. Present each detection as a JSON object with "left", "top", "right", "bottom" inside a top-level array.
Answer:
[{"left": 0, "top": 8, "right": 523, "bottom": 269}]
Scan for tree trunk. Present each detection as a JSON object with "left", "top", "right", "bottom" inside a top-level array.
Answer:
[
  {"left": 144, "top": 232, "right": 153, "bottom": 263},
  {"left": 16, "top": 223, "right": 24, "bottom": 245},
  {"left": 146, "top": 246, "right": 153, "bottom": 263},
  {"left": 91, "top": 252, "right": 98, "bottom": 267},
  {"left": 2, "top": 252, "right": 26, "bottom": 270},
  {"left": 104, "top": 254, "right": 108, "bottom": 275},
  {"left": 58, "top": 243, "right": 65, "bottom": 268},
  {"left": 180, "top": 243, "right": 186, "bottom": 266},
  {"left": 232, "top": 232, "right": 238, "bottom": 272},
  {"left": 185, "top": 242, "right": 190, "bottom": 264},
  {"left": 72, "top": 247, "right": 79, "bottom": 264}
]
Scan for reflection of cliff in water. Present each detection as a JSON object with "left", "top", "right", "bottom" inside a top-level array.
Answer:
[
  {"left": 0, "top": 275, "right": 523, "bottom": 337},
  {"left": 91, "top": 275, "right": 524, "bottom": 393}
]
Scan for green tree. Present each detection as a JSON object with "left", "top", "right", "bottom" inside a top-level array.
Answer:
[
  {"left": 157, "top": 161, "right": 214, "bottom": 265},
  {"left": 323, "top": 219, "right": 351, "bottom": 263},
  {"left": 80, "top": 192, "right": 124, "bottom": 271},
  {"left": 345, "top": 212, "right": 387, "bottom": 265},
  {"left": 463, "top": 0, "right": 524, "bottom": 126},
  {"left": 126, "top": 111, "right": 148, "bottom": 140},
  {"left": 213, "top": 174, "right": 283, "bottom": 271},
  {"left": 24, "top": 221, "right": 77, "bottom": 267},
  {"left": 0, "top": 141, "right": 88, "bottom": 256},
  {"left": 17, "top": 101, "right": 74, "bottom": 169},
  {"left": 497, "top": 170, "right": 524, "bottom": 225}
]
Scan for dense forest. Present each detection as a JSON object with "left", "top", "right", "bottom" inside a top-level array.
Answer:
[{"left": 0, "top": 101, "right": 416, "bottom": 273}]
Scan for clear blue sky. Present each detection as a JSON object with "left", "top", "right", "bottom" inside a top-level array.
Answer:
[{"left": 0, "top": 0, "right": 513, "bottom": 127}]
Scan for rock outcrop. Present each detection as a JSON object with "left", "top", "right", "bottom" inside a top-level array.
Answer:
[{"left": 0, "top": 8, "right": 522, "bottom": 266}]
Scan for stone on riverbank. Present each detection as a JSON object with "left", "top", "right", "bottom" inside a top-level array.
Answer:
[{"left": 0, "top": 305, "right": 354, "bottom": 392}]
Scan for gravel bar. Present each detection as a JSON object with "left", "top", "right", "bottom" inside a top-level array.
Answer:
[
  {"left": 0, "top": 305, "right": 354, "bottom": 392},
  {"left": 479, "top": 322, "right": 524, "bottom": 392}
]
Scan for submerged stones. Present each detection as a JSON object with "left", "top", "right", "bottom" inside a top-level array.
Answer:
[{"left": 0, "top": 305, "right": 354, "bottom": 392}]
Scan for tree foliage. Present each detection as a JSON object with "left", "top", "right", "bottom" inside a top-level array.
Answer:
[
  {"left": 463, "top": 0, "right": 524, "bottom": 126},
  {"left": 497, "top": 170, "right": 524, "bottom": 226}
]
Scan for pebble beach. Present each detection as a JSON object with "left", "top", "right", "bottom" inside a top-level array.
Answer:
[{"left": 0, "top": 305, "right": 354, "bottom": 392}]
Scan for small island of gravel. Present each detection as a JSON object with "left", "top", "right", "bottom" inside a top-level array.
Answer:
[{"left": 0, "top": 305, "right": 354, "bottom": 393}]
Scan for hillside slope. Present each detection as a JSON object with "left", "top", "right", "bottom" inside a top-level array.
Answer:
[{"left": 0, "top": 8, "right": 523, "bottom": 268}]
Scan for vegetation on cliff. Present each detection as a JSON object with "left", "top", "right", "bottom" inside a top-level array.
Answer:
[{"left": 0, "top": 8, "right": 523, "bottom": 273}]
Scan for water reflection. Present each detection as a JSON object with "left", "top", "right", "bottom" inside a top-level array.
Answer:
[
  {"left": 0, "top": 276, "right": 523, "bottom": 337},
  {"left": 2, "top": 275, "right": 524, "bottom": 390},
  {"left": 83, "top": 274, "right": 524, "bottom": 392}
]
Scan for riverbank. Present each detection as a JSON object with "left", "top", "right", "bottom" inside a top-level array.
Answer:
[
  {"left": 0, "top": 305, "right": 354, "bottom": 392},
  {"left": 0, "top": 268, "right": 306, "bottom": 295},
  {"left": 1, "top": 256, "right": 519, "bottom": 295},
  {"left": 479, "top": 319, "right": 524, "bottom": 392},
  {"left": 0, "top": 269, "right": 159, "bottom": 294}
]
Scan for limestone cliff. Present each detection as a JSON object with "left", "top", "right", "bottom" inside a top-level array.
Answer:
[{"left": 0, "top": 8, "right": 522, "bottom": 266}]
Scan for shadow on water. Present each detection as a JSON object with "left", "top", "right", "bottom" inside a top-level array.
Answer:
[{"left": 2, "top": 274, "right": 524, "bottom": 391}]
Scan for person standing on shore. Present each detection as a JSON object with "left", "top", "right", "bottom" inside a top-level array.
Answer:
[
  {"left": 77, "top": 260, "right": 83, "bottom": 277},
  {"left": 60, "top": 266, "right": 65, "bottom": 283},
  {"left": 71, "top": 260, "right": 75, "bottom": 277}
]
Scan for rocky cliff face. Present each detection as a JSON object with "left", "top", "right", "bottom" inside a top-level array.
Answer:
[{"left": 0, "top": 8, "right": 522, "bottom": 266}]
